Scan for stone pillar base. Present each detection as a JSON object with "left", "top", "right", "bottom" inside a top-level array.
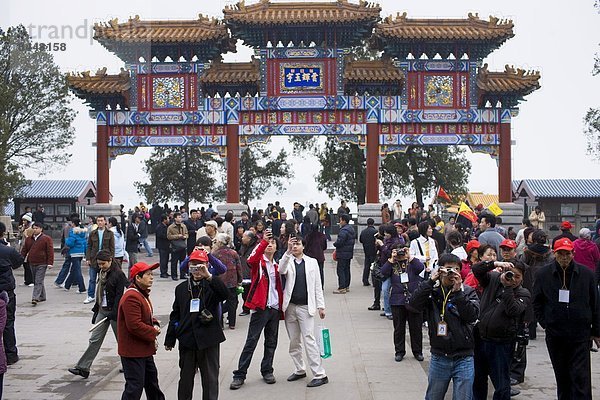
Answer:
[
  {"left": 357, "top": 203, "right": 382, "bottom": 235},
  {"left": 497, "top": 203, "right": 524, "bottom": 229},
  {"left": 85, "top": 203, "right": 122, "bottom": 219},
  {"left": 217, "top": 203, "right": 249, "bottom": 220}
]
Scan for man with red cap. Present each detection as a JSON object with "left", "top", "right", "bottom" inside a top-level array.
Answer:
[
  {"left": 118, "top": 261, "right": 165, "bottom": 400},
  {"left": 165, "top": 249, "right": 230, "bottom": 399},
  {"left": 551, "top": 221, "right": 577, "bottom": 248},
  {"left": 533, "top": 238, "right": 600, "bottom": 400}
]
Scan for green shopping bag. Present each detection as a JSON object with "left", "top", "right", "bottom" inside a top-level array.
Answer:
[{"left": 317, "top": 325, "right": 332, "bottom": 359}]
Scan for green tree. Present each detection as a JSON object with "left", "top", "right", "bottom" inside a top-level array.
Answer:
[
  {"left": 135, "top": 147, "right": 224, "bottom": 209},
  {"left": 239, "top": 144, "right": 291, "bottom": 205},
  {"left": 584, "top": 1, "right": 600, "bottom": 161},
  {"left": 0, "top": 25, "right": 75, "bottom": 208},
  {"left": 381, "top": 146, "right": 471, "bottom": 205},
  {"left": 315, "top": 139, "right": 366, "bottom": 204}
]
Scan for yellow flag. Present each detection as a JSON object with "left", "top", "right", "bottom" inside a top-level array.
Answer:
[{"left": 487, "top": 202, "right": 504, "bottom": 216}]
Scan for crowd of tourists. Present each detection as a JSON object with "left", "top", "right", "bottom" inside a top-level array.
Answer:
[
  {"left": 359, "top": 201, "right": 600, "bottom": 400},
  {"left": 1, "top": 198, "right": 600, "bottom": 399}
]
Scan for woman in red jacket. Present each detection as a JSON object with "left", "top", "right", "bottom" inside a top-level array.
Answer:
[{"left": 118, "top": 262, "right": 165, "bottom": 400}]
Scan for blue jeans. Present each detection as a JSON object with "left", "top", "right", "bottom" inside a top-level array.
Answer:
[
  {"left": 426, "top": 354, "right": 474, "bottom": 400},
  {"left": 55, "top": 255, "right": 71, "bottom": 285},
  {"left": 64, "top": 257, "right": 86, "bottom": 292},
  {"left": 87, "top": 266, "right": 98, "bottom": 298},
  {"left": 140, "top": 238, "right": 153, "bottom": 256},
  {"left": 382, "top": 278, "right": 391, "bottom": 316},
  {"left": 473, "top": 335, "right": 513, "bottom": 400}
]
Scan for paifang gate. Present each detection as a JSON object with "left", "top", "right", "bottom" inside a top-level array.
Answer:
[{"left": 67, "top": 0, "right": 541, "bottom": 209}]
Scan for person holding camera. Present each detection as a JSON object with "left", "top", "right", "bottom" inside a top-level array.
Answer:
[
  {"left": 230, "top": 229, "right": 284, "bottom": 390},
  {"left": 164, "top": 249, "right": 230, "bottom": 400},
  {"left": 278, "top": 234, "right": 328, "bottom": 387},
  {"left": 471, "top": 251, "right": 530, "bottom": 400},
  {"left": 380, "top": 244, "right": 425, "bottom": 362},
  {"left": 410, "top": 253, "right": 480, "bottom": 400}
]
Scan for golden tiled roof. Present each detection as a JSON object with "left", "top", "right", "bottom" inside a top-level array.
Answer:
[
  {"left": 344, "top": 59, "right": 403, "bottom": 82},
  {"left": 375, "top": 12, "right": 514, "bottom": 42},
  {"left": 94, "top": 14, "right": 230, "bottom": 43},
  {"left": 466, "top": 192, "right": 498, "bottom": 209},
  {"left": 66, "top": 68, "right": 131, "bottom": 94},
  {"left": 477, "top": 64, "right": 541, "bottom": 94},
  {"left": 200, "top": 59, "right": 260, "bottom": 84},
  {"left": 223, "top": 0, "right": 381, "bottom": 25}
]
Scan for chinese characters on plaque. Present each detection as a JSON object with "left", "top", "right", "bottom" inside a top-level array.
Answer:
[{"left": 283, "top": 67, "right": 321, "bottom": 89}]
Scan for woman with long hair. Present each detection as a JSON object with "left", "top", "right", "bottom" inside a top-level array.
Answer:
[{"left": 108, "top": 217, "right": 125, "bottom": 266}]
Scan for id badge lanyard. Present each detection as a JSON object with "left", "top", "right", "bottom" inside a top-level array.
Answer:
[
  {"left": 559, "top": 267, "right": 569, "bottom": 304},
  {"left": 437, "top": 287, "right": 452, "bottom": 336}
]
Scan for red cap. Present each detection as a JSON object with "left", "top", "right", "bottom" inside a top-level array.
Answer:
[
  {"left": 500, "top": 239, "right": 517, "bottom": 249},
  {"left": 553, "top": 238, "right": 574, "bottom": 252},
  {"left": 476, "top": 203, "right": 484, "bottom": 210},
  {"left": 129, "top": 262, "right": 159, "bottom": 280},
  {"left": 560, "top": 221, "right": 573, "bottom": 230},
  {"left": 466, "top": 240, "right": 480, "bottom": 254},
  {"left": 189, "top": 249, "right": 209, "bottom": 263}
]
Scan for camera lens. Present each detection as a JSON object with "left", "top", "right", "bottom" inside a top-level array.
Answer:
[{"left": 505, "top": 271, "right": 514, "bottom": 280}]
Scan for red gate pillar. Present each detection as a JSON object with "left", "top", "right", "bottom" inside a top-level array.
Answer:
[
  {"left": 96, "top": 124, "right": 110, "bottom": 203},
  {"left": 498, "top": 123, "right": 512, "bottom": 203},
  {"left": 226, "top": 124, "right": 241, "bottom": 203},
  {"left": 366, "top": 123, "right": 380, "bottom": 203}
]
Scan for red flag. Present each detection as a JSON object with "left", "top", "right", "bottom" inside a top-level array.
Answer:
[
  {"left": 436, "top": 186, "right": 452, "bottom": 202},
  {"left": 458, "top": 202, "right": 478, "bottom": 223}
]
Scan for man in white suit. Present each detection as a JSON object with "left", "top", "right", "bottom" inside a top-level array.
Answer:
[{"left": 278, "top": 234, "right": 328, "bottom": 388}]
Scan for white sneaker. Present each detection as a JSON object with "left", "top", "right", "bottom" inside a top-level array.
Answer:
[
  {"left": 27, "top": 283, "right": 34, "bottom": 287},
  {"left": 83, "top": 296, "right": 94, "bottom": 304}
]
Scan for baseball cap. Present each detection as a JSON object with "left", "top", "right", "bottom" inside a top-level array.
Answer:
[
  {"left": 189, "top": 249, "right": 209, "bottom": 263},
  {"left": 553, "top": 238, "right": 574, "bottom": 252},
  {"left": 500, "top": 239, "right": 517, "bottom": 249},
  {"left": 129, "top": 261, "right": 159, "bottom": 280},
  {"left": 560, "top": 221, "right": 573, "bottom": 230},
  {"left": 205, "top": 220, "right": 218, "bottom": 228},
  {"left": 466, "top": 240, "right": 480, "bottom": 254}
]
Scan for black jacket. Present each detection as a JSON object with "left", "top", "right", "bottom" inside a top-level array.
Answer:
[
  {"left": 411, "top": 279, "right": 480, "bottom": 357},
  {"left": 359, "top": 226, "right": 377, "bottom": 257},
  {"left": 0, "top": 243, "right": 24, "bottom": 292},
  {"left": 155, "top": 222, "right": 170, "bottom": 251},
  {"left": 533, "top": 260, "right": 600, "bottom": 341},
  {"left": 91, "top": 262, "right": 129, "bottom": 322},
  {"left": 165, "top": 276, "right": 230, "bottom": 350},
  {"left": 125, "top": 223, "right": 140, "bottom": 253},
  {"left": 472, "top": 261, "right": 530, "bottom": 342}
]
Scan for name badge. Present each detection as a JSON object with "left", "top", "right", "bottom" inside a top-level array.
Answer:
[
  {"left": 437, "top": 321, "right": 448, "bottom": 337},
  {"left": 400, "top": 273, "right": 409, "bottom": 284},
  {"left": 190, "top": 298, "right": 201, "bottom": 313},
  {"left": 558, "top": 289, "right": 570, "bottom": 303}
]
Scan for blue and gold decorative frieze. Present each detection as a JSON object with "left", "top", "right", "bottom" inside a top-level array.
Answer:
[{"left": 239, "top": 124, "right": 366, "bottom": 136}]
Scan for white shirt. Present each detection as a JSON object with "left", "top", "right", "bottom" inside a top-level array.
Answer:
[
  {"left": 451, "top": 246, "right": 468, "bottom": 260},
  {"left": 265, "top": 257, "right": 279, "bottom": 310}
]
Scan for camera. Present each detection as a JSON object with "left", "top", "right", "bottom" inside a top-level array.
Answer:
[
  {"left": 265, "top": 220, "right": 272, "bottom": 228},
  {"left": 397, "top": 249, "right": 406, "bottom": 257},
  {"left": 199, "top": 309, "right": 214, "bottom": 324},
  {"left": 505, "top": 271, "right": 514, "bottom": 280}
]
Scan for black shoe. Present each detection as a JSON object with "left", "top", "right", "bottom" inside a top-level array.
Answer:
[
  {"left": 171, "top": 276, "right": 179, "bottom": 281},
  {"left": 263, "top": 373, "right": 276, "bottom": 384},
  {"left": 363, "top": 282, "right": 371, "bottom": 286},
  {"left": 368, "top": 304, "right": 381, "bottom": 310},
  {"left": 307, "top": 377, "right": 329, "bottom": 387},
  {"left": 386, "top": 315, "right": 394, "bottom": 320},
  {"left": 395, "top": 354, "right": 404, "bottom": 362},
  {"left": 287, "top": 372, "right": 306, "bottom": 382},
  {"left": 414, "top": 354, "right": 424, "bottom": 362},
  {"left": 68, "top": 367, "right": 90, "bottom": 379},
  {"left": 160, "top": 274, "right": 169, "bottom": 278},
  {"left": 379, "top": 312, "right": 386, "bottom": 317},
  {"left": 239, "top": 310, "right": 250, "bottom": 316},
  {"left": 511, "top": 388, "right": 520, "bottom": 397},
  {"left": 230, "top": 378, "right": 245, "bottom": 390},
  {"left": 510, "top": 378, "right": 523, "bottom": 386},
  {"left": 6, "top": 356, "right": 18, "bottom": 366}
]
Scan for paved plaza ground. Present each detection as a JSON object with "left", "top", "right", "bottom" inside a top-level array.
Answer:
[{"left": 3, "top": 247, "right": 600, "bottom": 399}]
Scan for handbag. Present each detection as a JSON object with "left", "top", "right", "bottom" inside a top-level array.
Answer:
[
  {"left": 171, "top": 239, "right": 187, "bottom": 251},
  {"left": 370, "top": 260, "right": 384, "bottom": 280}
]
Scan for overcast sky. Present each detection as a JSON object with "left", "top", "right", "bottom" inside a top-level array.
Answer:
[{"left": 2, "top": 0, "right": 599, "bottom": 212}]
